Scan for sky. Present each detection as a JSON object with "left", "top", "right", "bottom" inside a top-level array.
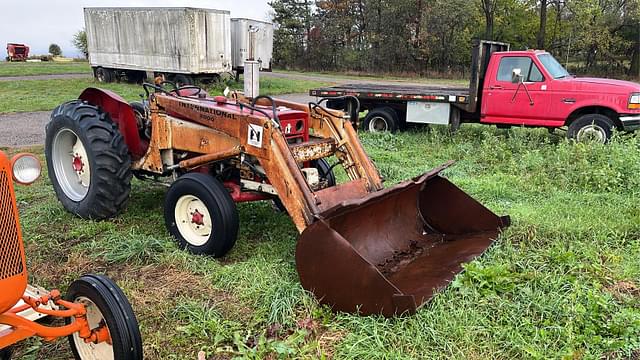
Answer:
[{"left": 0, "top": 0, "right": 273, "bottom": 57}]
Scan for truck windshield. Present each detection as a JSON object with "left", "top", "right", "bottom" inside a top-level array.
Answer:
[{"left": 538, "top": 53, "right": 570, "bottom": 79}]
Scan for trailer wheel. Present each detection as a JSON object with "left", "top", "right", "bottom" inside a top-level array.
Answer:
[
  {"left": 165, "top": 173, "right": 239, "bottom": 257},
  {"left": 173, "top": 74, "right": 194, "bottom": 87},
  {"left": 567, "top": 114, "right": 614, "bottom": 143},
  {"left": 94, "top": 67, "right": 113, "bottom": 83},
  {"left": 363, "top": 107, "right": 399, "bottom": 132},
  {"left": 46, "top": 101, "right": 132, "bottom": 220},
  {"left": 66, "top": 274, "right": 142, "bottom": 360}
]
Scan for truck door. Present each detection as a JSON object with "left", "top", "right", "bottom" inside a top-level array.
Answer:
[{"left": 482, "top": 55, "right": 554, "bottom": 126}]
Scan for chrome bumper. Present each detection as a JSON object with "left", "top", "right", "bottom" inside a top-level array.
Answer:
[{"left": 619, "top": 114, "right": 640, "bottom": 131}]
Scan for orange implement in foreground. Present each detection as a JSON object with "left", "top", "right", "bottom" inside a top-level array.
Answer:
[{"left": 0, "top": 151, "right": 142, "bottom": 359}]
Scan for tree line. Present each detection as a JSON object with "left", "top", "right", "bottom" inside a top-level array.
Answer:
[{"left": 269, "top": 0, "right": 640, "bottom": 78}]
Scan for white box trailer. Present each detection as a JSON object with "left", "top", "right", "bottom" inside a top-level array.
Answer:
[
  {"left": 230, "top": 18, "right": 274, "bottom": 74},
  {"left": 84, "top": 7, "right": 232, "bottom": 84}
]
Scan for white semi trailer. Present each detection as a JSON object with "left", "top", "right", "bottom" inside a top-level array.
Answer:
[
  {"left": 86, "top": 7, "right": 268, "bottom": 85},
  {"left": 231, "top": 18, "right": 274, "bottom": 81}
]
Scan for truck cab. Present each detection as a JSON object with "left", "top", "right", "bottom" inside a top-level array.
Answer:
[{"left": 481, "top": 50, "right": 640, "bottom": 141}]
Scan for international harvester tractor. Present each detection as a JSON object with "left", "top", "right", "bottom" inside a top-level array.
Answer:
[
  {"left": 45, "top": 82, "right": 509, "bottom": 316},
  {"left": 0, "top": 151, "right": 142, "bottom": 359}
]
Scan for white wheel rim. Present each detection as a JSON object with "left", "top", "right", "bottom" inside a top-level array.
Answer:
[
  {"left": 369, "top": 116, "right": 389, "bottom": 132},
  {"left": 52, "top": 128, "right": 91, "bottom": 201},
  {"left": 175, "top": 195, "right": 212, "bottom": 246},
  {"left": 71, "top": 296, "right": 114, "bottom": 360},
  {"left": 576, "top": 124, "right": 606, "bottom": 143}
]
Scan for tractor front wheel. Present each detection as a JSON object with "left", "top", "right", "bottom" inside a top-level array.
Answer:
[
  {"left": 46, "top": 101, "right": 132, "bottom": 219},
  {"left": 165, "top": 173, "right": 239, "bottom": 257},
  {"left": 66, "top": 274, "right": 142, "bottom": 360}
]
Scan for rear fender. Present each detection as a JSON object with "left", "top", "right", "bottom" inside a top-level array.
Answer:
[{"left": 79, "top": 88, "right": 146, "bottom": 159}]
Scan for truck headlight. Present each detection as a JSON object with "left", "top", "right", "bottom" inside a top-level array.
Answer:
[
  {"left": 629, "top": 93, "right": 640, "bottom": 110},
  {"left": 11, "top": 154, "right": 41, "bottom": 185}
]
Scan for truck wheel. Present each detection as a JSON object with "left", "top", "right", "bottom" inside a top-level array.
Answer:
[
  {"left": 165, "top": 173, "right": 239, "bottom": 257},
  {"left": 94, "top": 67, "right": 113, "bottom": 83},
  {"left": 363, "top": 107, "right": 399, "bottom": 132},
  {"left": 66, "top": 274, "right": 143, "bottom": 360},
  {"left": 567, "top": 114, "right": 615, "bottom": 143},
  {"left": 46, "top": 101, "right": 132, "bottom": 220}
]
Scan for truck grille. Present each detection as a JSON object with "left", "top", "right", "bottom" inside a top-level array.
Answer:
[{"left": 0, "top": 171, "right": 24, "bottom": 280}]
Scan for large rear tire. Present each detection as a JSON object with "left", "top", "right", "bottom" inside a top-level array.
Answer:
[
  {"left": 164, "top": 173, "right": 239, "bottom": 257},
  {"left": 46, "top": 101, "right": 132, "bottom": 220},
  {"left": 0, "top": 347, "right": 12, "bottom": 360},
  {"left": 66, "top": 274, "right": 142, "bottom": 360}
]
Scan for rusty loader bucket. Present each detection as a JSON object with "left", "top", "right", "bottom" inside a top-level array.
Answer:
[{"left": 296, "top": 165, "right": 510, "bottom": 317}]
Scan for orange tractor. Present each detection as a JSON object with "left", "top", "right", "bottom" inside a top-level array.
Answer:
[
  {"left": 0, "top": 152, "right": 142, "bottom": 359},
  {"left": 45, "top": 82, "right": 509, "bottom": 316}
]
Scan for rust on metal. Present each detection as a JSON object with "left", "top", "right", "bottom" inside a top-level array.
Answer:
[
  {"left": 289, "top": 137, "right": 336, "bottom": 163},
  {"left": 178, "top": 147, "right": 242, "bottom": 170},
  {"left": 115, "top": 88, "right": 509, "bottom": 317},
  {"left": 296, "top": 163, "right": 510, "bottom": 317}
]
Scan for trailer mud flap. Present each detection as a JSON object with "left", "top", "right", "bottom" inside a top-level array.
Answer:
[{"left": 296, "top": 165, "right": 510, "bottom": 317}]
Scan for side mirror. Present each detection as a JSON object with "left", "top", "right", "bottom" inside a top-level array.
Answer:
[{"left": 511, "top": 68, "right": 524, "bottom": 84}]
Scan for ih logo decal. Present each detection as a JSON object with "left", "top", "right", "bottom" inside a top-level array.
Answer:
[{"left": 248, "top": 124, "right": 263, "bottom": 148}]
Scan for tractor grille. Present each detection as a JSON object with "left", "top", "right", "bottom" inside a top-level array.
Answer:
[{"left": 0, "top": 171, "right": 24, "bottom": 280}]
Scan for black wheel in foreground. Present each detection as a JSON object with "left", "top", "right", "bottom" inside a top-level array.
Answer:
[
  {"left": 94, "top": 67, "right": 113, "bottom": 83},
  {"left": 165, "top": 173, "right": 239, "bottom": 257},
  {"left": 567, "top": 113, "right": 615, "bottom": 143},
  {"left": 66, "top": 274, "right": 142, "bottom": 360},
  {"left": 0, "top": 347, "right": 12, "bottom": 360},
  {"left": 46, "top": 101, "right": 132, "bottom": 220},
  {"left": 363, "top": 107, "right": 400, "bottom": 132}
]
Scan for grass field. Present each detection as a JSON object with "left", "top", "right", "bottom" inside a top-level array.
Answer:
[
  {"left": 0, "top": 77, "right": 330, "bottom": 113},
  {"left": 0, "top": 61, "right": 91, "bottom": 77},
  {"left": 4, "top": 125, "right": 640, "bottom": 359}
]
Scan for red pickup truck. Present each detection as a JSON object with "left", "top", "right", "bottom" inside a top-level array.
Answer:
[{"left": 311, "top": 40, "right": 640, "bottom": 143}]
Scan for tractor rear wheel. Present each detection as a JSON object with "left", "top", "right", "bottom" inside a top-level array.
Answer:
[
  {"left": 66, "top": 274, "right": 142, "bottom": 360},
  {"left": 164, "top": 173, "right": 239, "bottom": 257},
  {"left": 46, "top": 101, "right": 132, "bottom": 220}
]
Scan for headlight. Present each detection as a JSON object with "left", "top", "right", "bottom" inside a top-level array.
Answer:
[
  {"left": 11, "top": 154, "right": 41, "bottom": 185},
  {"left": 629, "top": 93, "right": 640, "bottom": 110}
]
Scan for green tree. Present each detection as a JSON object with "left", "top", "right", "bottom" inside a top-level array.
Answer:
[
  {"left": 72, "top": 29, "right": 88, "bottom": 59},
  {"left": 48, "top": 43, "right": 62, "bottom": 56}
]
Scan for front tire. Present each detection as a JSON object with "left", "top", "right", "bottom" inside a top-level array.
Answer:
[
  {"left": 66, "top": 274, "right": 142, "bottom": 360},
  {"left": 567, "top": 114, "right": 615, "bottom": 143},
  {"left": 164, "top": 173, "right": 239, "bottom": 257},
  {"left": 46, "top": 101, "right": 132, "bottom": 220},
  {"left": 363, "top": 107, "right": 400, "bottom": 132}
]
